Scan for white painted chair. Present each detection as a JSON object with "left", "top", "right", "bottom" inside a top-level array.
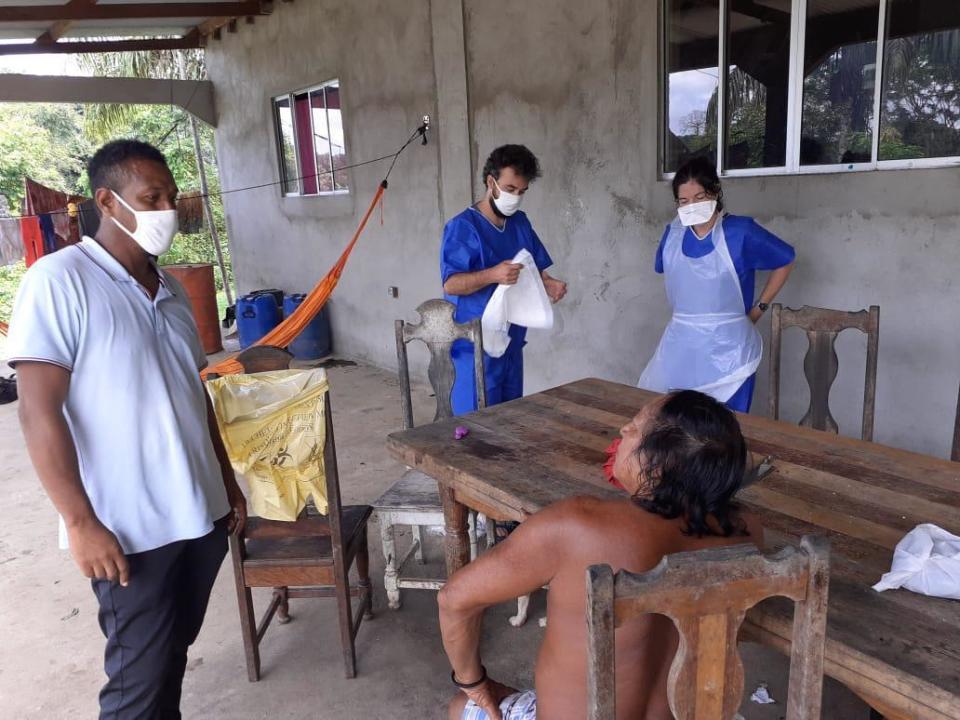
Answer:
[
  {"left": 374, "top": 300, "right": 488, "bottom": 610},
  {"left": 374, "top": 300, "right": 532, "bottom": 624}
]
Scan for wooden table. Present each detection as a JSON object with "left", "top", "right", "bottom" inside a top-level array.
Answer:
[{"left": 387, "top": 378, "right": 960, "bottom": 719}]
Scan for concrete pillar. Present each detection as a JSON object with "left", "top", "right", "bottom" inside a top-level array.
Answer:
[{"left": 430, "top": 0, "right": 473, "bottom": 219}]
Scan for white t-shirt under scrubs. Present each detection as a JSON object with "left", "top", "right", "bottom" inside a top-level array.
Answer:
[{"left": 7, "top": 237, "right": 229, "bottom": 554}]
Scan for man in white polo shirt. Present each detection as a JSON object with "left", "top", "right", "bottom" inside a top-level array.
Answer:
[{"left": 8, "top": 139, "right": 247, "bottom": 719}]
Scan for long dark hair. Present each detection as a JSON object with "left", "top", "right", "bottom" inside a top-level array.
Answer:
[
  {"left": 632, "top": 391, "right": 746, "bottom": 537},
  {"left": 672, "top": 157, "right": 724, "bottom": 212}
]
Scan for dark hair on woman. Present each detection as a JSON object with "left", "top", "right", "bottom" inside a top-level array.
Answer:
[
  {"left": 672, "top": 156, "right": 724, "bottom": 211},
  {"left": 87, "top": 139, "right": 167, "bottom": 194},
  {"left": 632, "top": 390, "right": 747, "bottom": 537},
  {"left": 481, "top": 144, "right": 541, "bottom": 186}
]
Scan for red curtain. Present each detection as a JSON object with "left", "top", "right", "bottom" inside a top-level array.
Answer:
[{"left": 294, "top": 93, "right": 318, "bottom": 195}]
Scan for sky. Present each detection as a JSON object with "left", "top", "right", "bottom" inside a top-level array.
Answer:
[
  {"left": 0, "top": 52, "right": 88, "bottom": 76},
  {"left": 668, "top": 68, "right": 719, "bottom": 135}
]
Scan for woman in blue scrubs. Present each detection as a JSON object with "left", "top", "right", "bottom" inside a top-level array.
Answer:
[
  {"left": 441, "top": 145, "right": 567, "bottom": 415},
  {"left": 639, "top": 157, "right": 795, "bottom": 412}
]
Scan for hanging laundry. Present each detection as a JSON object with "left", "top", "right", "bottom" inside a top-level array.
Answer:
[
  {"left": 38, "top": 213, "right": 58, "bottom": 255},
  {"left": 78, "top": 198, "right": 100, "bottom": 238},
  {"left": 21, "top": 216, "right": 43, "bottom": 268},
  {"left": 177, "top": 190, "right": 204, "bottom": 234},
  {"left": 0, "top": 195, "right": 23, "bottom": 267},
  {"left": 24, "top": 177, "right": 86, "bottom": 248}
]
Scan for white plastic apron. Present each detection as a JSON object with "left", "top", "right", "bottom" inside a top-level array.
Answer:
[{"left": 637, "top": 217, "right": 762, "bottom": 403}]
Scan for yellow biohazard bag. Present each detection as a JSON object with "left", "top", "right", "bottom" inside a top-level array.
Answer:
[{"left": 207, "top": 368, "right": 329, "bottom": 521}]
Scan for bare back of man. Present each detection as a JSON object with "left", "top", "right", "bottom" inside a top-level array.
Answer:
[
  {"left": 537, "top": 496, "right": 761, "bottom": 719},
  {"left": 439, "top": 391, "right": 760, "bottom": 720}
]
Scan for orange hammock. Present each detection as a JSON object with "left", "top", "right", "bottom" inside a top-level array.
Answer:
[
  {"left": 203, "top": 181, "right": 386, "bottom": 378},
  {"left": 0, "top": 322, "right": 7, "bottom": 336}
]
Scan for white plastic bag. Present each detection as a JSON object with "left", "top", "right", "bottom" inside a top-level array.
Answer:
[
  {"left": 872, "top": 524, "right": 960, "bottom": 600},
  {"left": 481, "top": 249, "right": 554, "bottom": 358}
]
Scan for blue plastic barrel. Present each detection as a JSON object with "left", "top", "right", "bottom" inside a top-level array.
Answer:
[
  {"left": 283, "top": 293, "right": 332, "bottom": 360},
  {"left": 237, "top": 293, "right": 282, "bottom": 349}
]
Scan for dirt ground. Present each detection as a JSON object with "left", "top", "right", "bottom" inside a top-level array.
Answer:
[{"left": 0, "top": 348, "right": 870, "bottom": 719}]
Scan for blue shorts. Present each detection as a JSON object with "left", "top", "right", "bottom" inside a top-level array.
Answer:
[{"left": 462, "top": 690, "right": 536, "bottom": 720}]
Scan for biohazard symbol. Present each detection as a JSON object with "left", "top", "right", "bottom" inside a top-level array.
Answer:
[{"left": 271, "top": 447, "right": 293, "bottom": 467}]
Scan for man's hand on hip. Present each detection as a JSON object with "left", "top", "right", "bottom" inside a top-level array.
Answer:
[{"left": 67, "top": 518, "right": 130, "bottom": 586}]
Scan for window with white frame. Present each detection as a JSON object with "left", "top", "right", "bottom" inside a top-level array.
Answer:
[
  {"left": 272, "top": 79, "right": 349, "bottom": 196},
  {"left": 663, "top": 0, "right": 960, "bottom": 176}
]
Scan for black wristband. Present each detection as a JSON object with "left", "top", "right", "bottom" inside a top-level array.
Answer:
[{"left": 452, "top": 665, "right": 487, "bottom": 689}]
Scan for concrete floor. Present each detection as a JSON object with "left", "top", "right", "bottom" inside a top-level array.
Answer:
[{"left": 0, "top": 348, "right": 871, "bottom": 719}]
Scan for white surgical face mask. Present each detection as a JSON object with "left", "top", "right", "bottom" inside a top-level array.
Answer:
[
  {"left": 491, "top": 177, "right": 524, "bottom": 217},
  {"left": 110, "top": 190, "right": 178, "bottom": 256},
  {"left": 677, "top": 199, "right": 717, "bottom": 227}
]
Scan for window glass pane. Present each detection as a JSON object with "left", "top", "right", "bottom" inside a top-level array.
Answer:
[
  {"left": 724, "top": 0, "right": 792, "bottom": 169},
  {"left": 801, "top": 0, "right": 880, "bottom": 166},
  {"left": 879, "top": 0, "right": 960, "bottom": 161},
  {"left": 664, "top": 0, "right": 719, "bottom": 173},
  {"left": 310, "top": 89, "right": 334, "bottom": 193},
  {"left": 273, "top": 97, "right": 298, "bottom": 195},
  {"left": 294, "top": 92, "right": 318, "bottom": 195},
  {"left": 325, "top": 84, "right": 349, "bottom": 191}
]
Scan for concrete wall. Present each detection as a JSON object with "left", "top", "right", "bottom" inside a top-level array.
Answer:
[
  {"left": 205, "top": 0, "right": 443, "bottom": 367},
  {"left": 207, "top": 0, "right": 960, "bottom": 458}
]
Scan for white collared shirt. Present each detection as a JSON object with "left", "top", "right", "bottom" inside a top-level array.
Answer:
[{"left": 7, "top": 237, "right": 229, "bottom": 554}]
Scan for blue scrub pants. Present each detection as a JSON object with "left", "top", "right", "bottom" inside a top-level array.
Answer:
[
  {"left": 726, "top": 374, "right": 756, "bottom": 413},
  {"left": 451, "top": 343, "right": 524, "bottom": 415}
]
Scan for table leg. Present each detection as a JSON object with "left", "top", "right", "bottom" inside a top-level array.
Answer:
[{"left": 440, "top": 483, "right": 470, "bottom": 575}]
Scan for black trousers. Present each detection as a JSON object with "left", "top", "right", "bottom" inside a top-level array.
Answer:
[{"left": 91, "top": 517, "right": 228, "bottom": 720}]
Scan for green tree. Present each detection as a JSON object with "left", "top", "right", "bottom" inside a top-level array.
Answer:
[
  {"left": 77, "top": 49, "right": 234, "bottom": 307},
  {"left": 0, "top": 103, "right": 89, "bottom": 207}
]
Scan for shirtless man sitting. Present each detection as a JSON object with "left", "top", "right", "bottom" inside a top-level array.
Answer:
[{"left": 438, "top": 390, "right": 763, "bottom": 720}]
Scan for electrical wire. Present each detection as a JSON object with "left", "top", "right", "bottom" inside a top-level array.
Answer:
[{"left": 3, "top": 122, "right": 429, "bottom": 221}]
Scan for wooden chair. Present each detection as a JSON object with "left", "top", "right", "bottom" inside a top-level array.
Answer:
[
  {"left": 373, "top": 299, "right": 491, "bottom": 609},
  {"left": 211, "top": 345, "right": 373, "bottom": 681},
  {"left": 952, "top": 383, "right": 959, "bottom": 462},
  {"left": 769, "top": 304, "right": 880, "bottom": 441},
  {"left": 586, "top": 536, "right": 830, "bottom": 720}
]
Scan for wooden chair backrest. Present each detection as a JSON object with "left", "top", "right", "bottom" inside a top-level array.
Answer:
[
  {"left": 769, "top": 304, "right": 880, "bottom": 441},
  {"left": 586, "top": 536, "right": 830, "bottom": 720},
  {"left": 235, "top": 345, "right": 293, "bottom": 374},
  {"left": 395, "top": 299, "right": 486, "bottom": 430},
  {"left": 952, "top": 383, "right": 959, "bottom": 462},
  {"left": 230, "top": 346, "right": 344, "bottom": 540}
]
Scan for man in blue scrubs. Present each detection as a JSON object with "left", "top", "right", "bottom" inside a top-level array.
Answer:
[{"left": 441, "top": 145, "right": 567, "bottom": 415}]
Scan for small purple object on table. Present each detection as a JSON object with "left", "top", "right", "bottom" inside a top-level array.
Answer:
[{"left": 454, "top": 426, "right": 469, "bottom": 440}]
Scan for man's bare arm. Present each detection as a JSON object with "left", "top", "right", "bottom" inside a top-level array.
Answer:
[
  {"left": 443, "top": 261, "right": 524, "bottom": 296},
  {"left": 438, "top": 501, "right": 572, "bottom": 684},
  {"left": 17, "top": 361, "right": 129, "bottom": 584}
]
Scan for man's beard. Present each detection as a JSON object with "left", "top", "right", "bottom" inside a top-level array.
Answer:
[{"left": 489, "top": 194, "right": 507, "bottom": 219}]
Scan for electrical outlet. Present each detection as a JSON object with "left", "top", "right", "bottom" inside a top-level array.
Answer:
[{"left": 387, "top": 286, "right": 399, "bottom": 298}]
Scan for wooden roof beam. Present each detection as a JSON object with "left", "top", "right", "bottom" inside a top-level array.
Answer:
[
  {"left": 34, "top": 0, "right": 99, "bottom": 45},
  {"left": 0, "top": 2, "right": 270, "bottom": 22},
  {"left": 0, "top": 33, "right": 203, "bottom": 56}
]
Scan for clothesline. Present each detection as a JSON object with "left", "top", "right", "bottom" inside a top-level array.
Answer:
[{"left": 2, "top": 146, "right": 418, "bottom": 223}]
